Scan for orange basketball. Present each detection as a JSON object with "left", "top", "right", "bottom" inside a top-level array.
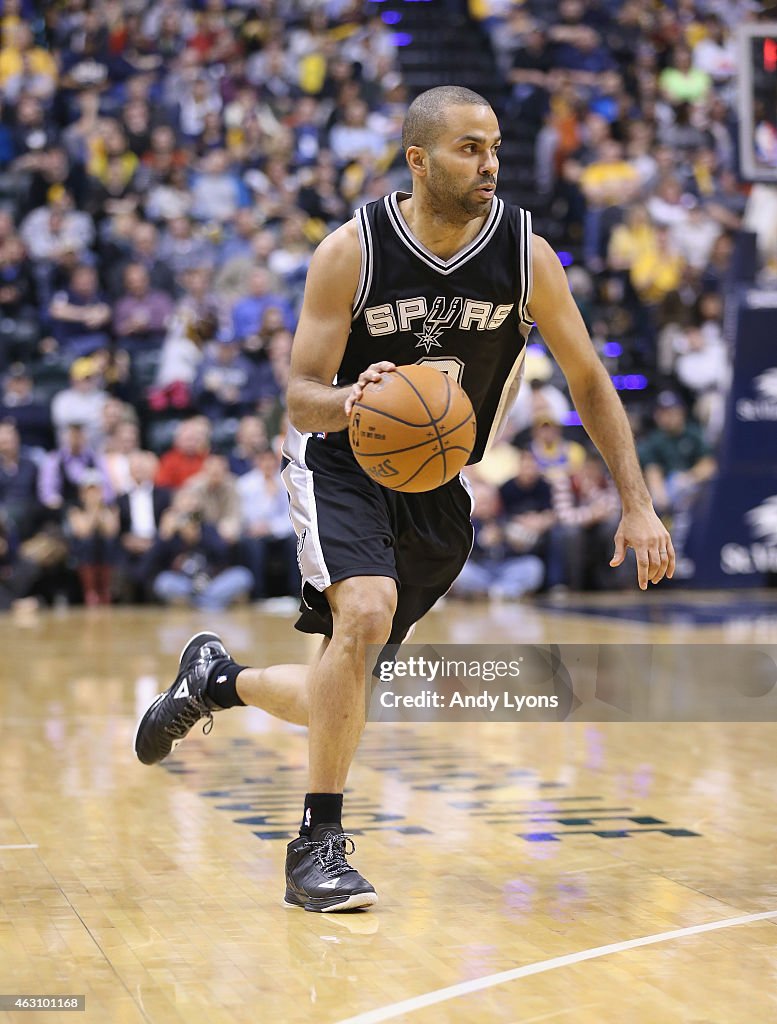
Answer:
[{"left": 348, "top": 364, "right": 476, "bottom": 492}]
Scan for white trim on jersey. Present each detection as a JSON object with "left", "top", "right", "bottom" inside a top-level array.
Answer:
[
  {"left": 384, "top": 191, "right": 504, "bottom": 276},
  {"left": 281, "top": 426, "right": 331, "bottom": 593},
  {"left": 482, "top": 340, "right": 528, "bottom": 456},
  {"left": 352, "top": 205, "right": 373, "bottom": 319},
  {"left": 519, "top": 208, "right": 533, "bottom": 326}
]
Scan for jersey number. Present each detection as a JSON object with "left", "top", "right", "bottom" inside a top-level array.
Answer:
[{"left": 415, "top": 355, "right": 465, "bottom": 385}]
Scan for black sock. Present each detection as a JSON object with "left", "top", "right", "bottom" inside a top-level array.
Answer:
[
  {"left": 300, "top": 793, "right": 343, "bottom": 835},
  {"left": 205, "top": 661, "right": 247, "bottom": 709}
]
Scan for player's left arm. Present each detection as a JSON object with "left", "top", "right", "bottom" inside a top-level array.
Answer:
[{"left": 527, "top": 234, "right": 674, "bottom": 589}]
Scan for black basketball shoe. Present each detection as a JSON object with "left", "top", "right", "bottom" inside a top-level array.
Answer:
[
  {"left": 285, "top": 824, "right": 378, "bottom": 912},
  {"left": 134, "top": 631, "right": 235, "bottom": 765}
]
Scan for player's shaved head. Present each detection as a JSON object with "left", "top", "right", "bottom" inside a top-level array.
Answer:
[{"left": 402, "top": 86, "right": 492, "bottom": 152}]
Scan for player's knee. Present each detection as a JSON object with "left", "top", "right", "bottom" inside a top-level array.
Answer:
[{"left": 332, "top": 580, "right": 397, "bottom": 646}]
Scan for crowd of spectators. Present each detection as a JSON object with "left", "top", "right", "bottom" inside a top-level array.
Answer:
[
  {"left": 0, "top": 0, "right": 754, "bottom": 609},
  {"left": 456, "top": 0, "right": 767, "bottom": 596},
  {"left": 0, "top": 0, "right": 411, "bottom": 610}
]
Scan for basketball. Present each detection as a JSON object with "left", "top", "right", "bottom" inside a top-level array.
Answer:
[{"left": 348, "top": 364, "right": 477, "bottom": 492}]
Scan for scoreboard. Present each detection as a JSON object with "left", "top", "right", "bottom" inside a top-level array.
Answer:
[{"left": 739, "top": 23, "right": 777, "bottom": 180}]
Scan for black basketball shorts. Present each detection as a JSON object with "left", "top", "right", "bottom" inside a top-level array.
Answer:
[{"left": 281, "top": 428, "right": 474, "bottom": 644}]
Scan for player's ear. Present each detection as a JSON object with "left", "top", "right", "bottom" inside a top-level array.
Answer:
[{"left": 406, "top": 145, "right": 427, "bottom": 177}]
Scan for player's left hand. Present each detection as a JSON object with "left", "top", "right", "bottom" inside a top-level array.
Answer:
[
  {"left": 610, "top": 505, "right": 675, "bottom": 590},
  {"left": 344, "top": 361, "right": 397, "bottom": 417}
]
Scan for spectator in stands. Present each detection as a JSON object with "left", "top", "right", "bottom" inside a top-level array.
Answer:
[
  {"left": 219, "top": 208, "right": 260, "bottom": 266},
  {"left": 65, "top": 470, "right": 120, "bottom": 606},
  {"left": 148, "top": 501, "right": 253, "bottom": 610},
  {"left": 0, "top": 221, "right": 36, "bottom": 322},
  {"left": 451, "top": 478, "right": 544, "bottom": 600},
  {"left": 113, "top": 263, "right": 174, "bottom": 352},
  {"left": 659, "top": 44, "right": 711, "bottom": 105},
  {"left": 329, "top": 99, "right": 387, "bottom": 165},
  {"left": 177, "top": 74, "right": 223, "bottom": 142},
  {"left": 530, "top": 412, "right": 587, "bottom": 482},
  {"left": 630, "top": 225, "right": 686, "bottom": 308},
  {"left": 607, "top": 203, "right": 658, "bottom": 274},
  {"left": 49, "top": 264, "right": 111, "bottom": 359},
  {"left": 143, "top": 164, "right": 193, "bottom": 224},
  {"left": 192, "top": 331, "right": 278, "bottom": 421},
  {"left": 267, "top": 214, "right": 314, "bottom": 288},
  {"left": 231, "top": 267, "right": 295, "bottom": 343},
  {"left": 155, "top": 416, "right": 210, "bottom": 491},
  {"left": 237, "top": 446, "right": 297, "bottom": 599},
  {"left": 228, "top": 415, "right": 269, "bottom": 477},
  {"left": 700, "top": 230, "right": 734, "bottom": 293},
  {"left": 103, "top": 419, "right": 141, "bottom": 497},
  {"left": 10, "top": 95, "right": 58, "bottom": 173},
  {"left": 673, "top": 326, "right": 730, "bottom": 442},
  {"left": 0, "top": 421, "right": 40, "bottom": 539},
  {"left": 117, "top": 451, "right": 170, "bottom": 602},
  {"left": 38, "top": 423, "right": 112, "bottom": 514},
  {"left": 507, "top": 27, "right": 552, "bottom": 122},
  {"left": 157, "top": 217, "right": 216, "bottom": 277},
  {"left": 638, "top": 391, "right": 717, "bottom": 564},
  {"left": 692, "top": 15, "right": 737, "bottom": 89},
  {"left": 502, "top": 350, "right": 571, "bottom": 440},
  {"left": 190, "top": 148, "right": 249, "bottom": 223},
  {"left": 549, "top": 452, "right": 626, "bottom": 591},
  {"left": 179, "top": 454, "right": 242, "bottom": 546},
  {"left": 671, "top": 201, "right": 721, "bottom": 274},
  {"left": 50, "top": 355, "right": 108, "bottom": 448},
  {"left": 297, "top": 159, "right": 349, "bottom": 227},
  {"left": 580, "top": 138, "right": 641, "bottom": 268},
  {"left": 119, "top": 221, "right": 176, "bottom": 297},
  {"left": 20, "top": 185, "right": 94, "bottom": 271},
  {"left": 0, "top": 508, "right": 43, "bottom": 612},
  {"left": 0, "top": 23, "right": 57, "bottom": 102},
  {"left": 0, "top": 365, "right": 52, "bottom": 451}
]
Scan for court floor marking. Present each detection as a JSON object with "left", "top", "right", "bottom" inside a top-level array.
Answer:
[
  {"left": 336, "top": 909, "right": 777, "bottom": 1024},
  {"left": 0, "top": 844, "right": 38, "bottom": 850}
]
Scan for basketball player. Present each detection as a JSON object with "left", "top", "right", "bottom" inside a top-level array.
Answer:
[{"left": 135, "top": 87, "right": 674, "bottom": 912}]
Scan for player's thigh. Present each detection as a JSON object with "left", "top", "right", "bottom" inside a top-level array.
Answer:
[
  {"left": 393, "top": 474, "right": 474, "bottom": 589},
  {"left": 284, "top": 437, "right": 399, "bottom": 592}
]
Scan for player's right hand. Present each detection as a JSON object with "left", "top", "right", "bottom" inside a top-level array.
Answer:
[{"left": 344, "top": 361, "right": 397, "bottom": 417}]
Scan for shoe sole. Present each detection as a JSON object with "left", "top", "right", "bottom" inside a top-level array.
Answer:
[
  {"left": 283, "top": 890, "right": 379, "bottom": 912},
  {"left": 133, "top": 631, "right": 225, "bottom": 764}
]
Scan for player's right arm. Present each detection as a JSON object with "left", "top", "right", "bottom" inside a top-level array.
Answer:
[{"left": 286, "top": 221, "right": 395, "bottom": 433}]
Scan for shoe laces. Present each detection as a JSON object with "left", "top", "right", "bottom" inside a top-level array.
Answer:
[
  {"left": 164, "top": 693, "right": 214, "bottom": 740},
  {"left": 309, "top": 831, "right": 357, "bottom": 877}
]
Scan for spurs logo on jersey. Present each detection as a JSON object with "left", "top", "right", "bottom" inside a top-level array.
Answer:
[
  {"left": 363, "top": 296, "right": 515, "bottom": 351},
  {"left": 344, "top": 191, "right": 534, "bottom": 463}
]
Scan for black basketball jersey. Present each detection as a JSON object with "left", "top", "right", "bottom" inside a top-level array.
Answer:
[{"left": 341, "top": 190, "right": 534, "bottom": 463}]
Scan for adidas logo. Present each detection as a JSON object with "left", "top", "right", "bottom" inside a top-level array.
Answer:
[{"left": 174, "top": 679, "right": 190, "bottom": 699}]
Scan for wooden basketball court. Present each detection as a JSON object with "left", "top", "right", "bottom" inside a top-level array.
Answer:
[{"left": 1, "top": 595, "right": 776, "bottom": 1023}]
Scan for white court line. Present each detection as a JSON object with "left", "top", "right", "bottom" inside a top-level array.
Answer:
[
  {"left": 336, "top": 909, "right": 777, "bottom": 1024},
  {"left": 0, "top": 844, "right": 38, "bottom": 850}
]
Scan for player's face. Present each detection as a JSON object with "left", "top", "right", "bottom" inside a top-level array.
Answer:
[{"left": 426, "top": 105, "right": 501, "bottom": 219}]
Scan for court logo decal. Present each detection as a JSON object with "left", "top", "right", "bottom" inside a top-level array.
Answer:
[{"left": 161, "top": 737, "right": 699, "bottom": 842}]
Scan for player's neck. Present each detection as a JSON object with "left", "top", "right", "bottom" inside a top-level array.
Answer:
[{"left": 398, "top": 193, "right": 490, "bottom": 262}]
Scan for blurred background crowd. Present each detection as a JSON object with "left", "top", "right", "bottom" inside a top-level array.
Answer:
[{"left": 0, "top": 0, "right": 766, "bottom": 609}]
